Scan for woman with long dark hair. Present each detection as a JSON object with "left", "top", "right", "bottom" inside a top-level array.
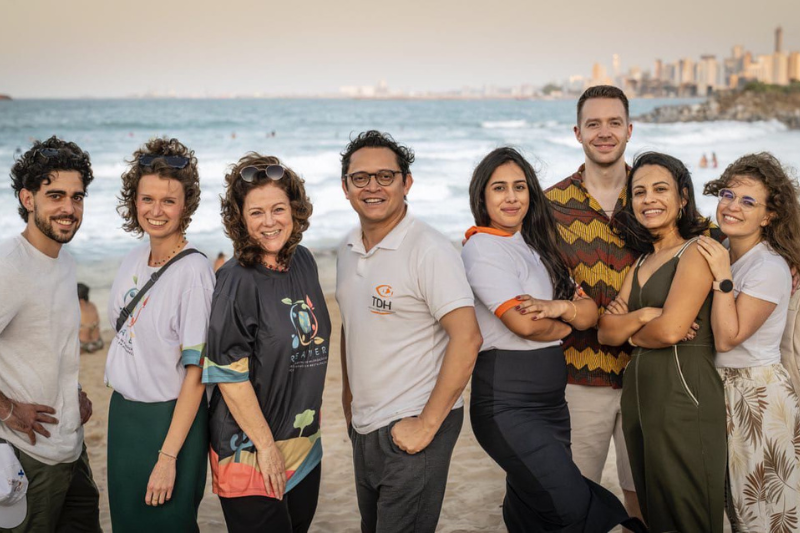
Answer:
[
  {"left": 461, "top": 147, "right": 642, "bottom": 532},
  {"left": 598, "top": 151, "right": 726, "bottom": 532},
  {"left": 698, "top": 153, "right": 800, "bottom": 530}
]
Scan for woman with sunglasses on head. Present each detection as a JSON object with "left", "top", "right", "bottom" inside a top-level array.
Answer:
[
  {"left": 202, "top": 154, "right": 330, "bottom": 533},
  {"left": 597, "top": 152, "right": 727, "bottom": 532},
  {"left": 461, "top": 147, "right": 643, "bottom": 532},
  {"left": 696, "top": 153, "right": 800, "bottom": 530},
  {"left": 106, "top": 138, "right": 214, "bottom": 532}
]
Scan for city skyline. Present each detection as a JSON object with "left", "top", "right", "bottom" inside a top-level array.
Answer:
[{"left": 1, "top": 0, "right": 798, "bottom": 98}]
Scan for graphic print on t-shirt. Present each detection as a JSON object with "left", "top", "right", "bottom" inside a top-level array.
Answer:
[
  {"left": 116, "top": 276, "right": 150, "bottom": 352},
  {"left": 204, "top": 248, "right": 331, "bottom": 499},
  {"left": 369, "top": 283, "right": 395, "bottom": 315}
]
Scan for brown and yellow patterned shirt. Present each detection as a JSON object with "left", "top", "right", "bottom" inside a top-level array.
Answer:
[{"left": 545, "top": 165, "right": 634, "bottom": 388}]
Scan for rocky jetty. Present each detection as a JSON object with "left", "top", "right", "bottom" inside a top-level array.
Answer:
[
  {"left": 636, "top": 84, "right": 800, "bottom": 130},
  {"left": 0, "top": 94, "right": 11, "bottom": 100}
]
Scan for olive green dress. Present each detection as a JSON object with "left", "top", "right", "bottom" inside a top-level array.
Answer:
[{"left": 621, "top": 240, "right": 726, "bottom": 533}]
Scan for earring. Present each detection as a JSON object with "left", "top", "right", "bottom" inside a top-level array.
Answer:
[{"left": 677, "top": 208, "right": 683, "bottom": 221}]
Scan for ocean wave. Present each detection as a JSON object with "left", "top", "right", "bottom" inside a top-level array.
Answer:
[{"left": 481, "top": 120, "right": 527, "bottom": 129}]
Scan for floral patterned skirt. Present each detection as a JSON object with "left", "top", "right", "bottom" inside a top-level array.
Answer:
[{"left": 718, "top": 364, "right": 800, "bottom": 533}]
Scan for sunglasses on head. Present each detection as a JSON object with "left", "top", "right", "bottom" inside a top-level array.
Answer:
[
  {"left": 34, "top": 148, "right": 61, "bottom": 159},
  {"left": 239, "top": 164, "right": 286, "bottom": 183},
  {"left": 138, "top": 154, "right": 190, "bottom": 169}
]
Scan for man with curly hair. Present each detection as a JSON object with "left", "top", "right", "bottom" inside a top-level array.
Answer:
[
  {"left": 0, "top": 137, "right": 101, "bottom": 532},
  {"left": 336, "top": 130, "right": 483, "bottom": 533}
]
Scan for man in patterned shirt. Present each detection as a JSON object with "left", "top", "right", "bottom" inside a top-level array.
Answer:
[{"left": 544, "top": 85, "right": 642, "bottom": 522}]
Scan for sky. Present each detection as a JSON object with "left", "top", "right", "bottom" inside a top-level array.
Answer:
[{"left": 1, "top": 0, "right": 798, "bottom": 98}]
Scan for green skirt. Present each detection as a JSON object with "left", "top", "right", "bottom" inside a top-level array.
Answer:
[{"left": 108, "top": 391, "right": 208, "bottom": 533}]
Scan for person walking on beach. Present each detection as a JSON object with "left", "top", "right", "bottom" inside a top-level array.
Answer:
[
  {"left": 544, "top": 85, "right": 642, "bottom": 522},
  {"left": 336, "top": 130, "right": 483, "bottom": 533},
  {"left": 0, "top": 137, "right": 101, "bottom": 532},
  {"left": 106, "top": 138, "right": 213, "bottom": 532}
]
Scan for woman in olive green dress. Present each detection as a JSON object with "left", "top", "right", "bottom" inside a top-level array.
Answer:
[{"left": 597, "top": 152, "right": 726, "bottom": 533}]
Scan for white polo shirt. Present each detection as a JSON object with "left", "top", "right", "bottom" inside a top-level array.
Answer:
[
  {"left": 336, "top": 212, "right": 474, "bottom": 434},
  {"left": 461, "top": 228, "right": 561, "bottom": 352}
]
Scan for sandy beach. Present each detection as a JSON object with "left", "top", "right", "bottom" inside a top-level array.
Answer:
[{"left": 79, "top": 287, "right": 649, "bottom": 532}]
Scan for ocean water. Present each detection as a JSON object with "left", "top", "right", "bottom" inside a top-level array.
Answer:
[{"left": 2, "top": 97, "right": 800, "bottom": 267}]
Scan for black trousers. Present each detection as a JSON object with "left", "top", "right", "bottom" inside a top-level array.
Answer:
[{"left": 219, "top": 463, "right": 321, "bottom": 533}]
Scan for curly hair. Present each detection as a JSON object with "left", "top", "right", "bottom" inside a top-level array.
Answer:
[
  {"left": 11, "top": 136, "right": 94, "bottom": 221},
  {"left": 117, "top": 137, "right": 200, "bottom": 236},
  {"left": 704, "top": 152, "right": 800, "bottom": 269},
  {"left": 220, "top": 153, "right": 312, "bottom": 268},
  {"left": 613, "top": 151, "right": 710, "bottom": 254},
  {"left": 340, "top": 130, "right": 415, "bottom": 181}
]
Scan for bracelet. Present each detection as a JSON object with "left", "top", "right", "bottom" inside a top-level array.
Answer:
[
  {"left": 562, "top": 301, "right": 578, "bottom": 323},
  {"left": 0, "top": 403, "right": 13, "bottom": 423},
  {"left": 158, "top": 449, "right": 177, "bottom": 460},
  {"left": 628, "top": 336, "right": 638, "bottom": 348}
]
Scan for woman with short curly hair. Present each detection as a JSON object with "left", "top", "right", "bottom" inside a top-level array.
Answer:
[
  {"left": 698, "top": 153, "right": 800, "bottom": 530},
  {"left": 203, "top": 153, "right": 330, "bottom": 533},
  {"left": 106, "top": 137, "right": 214, "bottom": 532}
]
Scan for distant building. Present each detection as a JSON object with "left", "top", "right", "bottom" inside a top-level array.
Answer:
[
  {"left": 679, "top": 58, "right": 695, "bottom": 84},
  {"left": 790, "top": 52, "right": 800, "bottom": 82},
  {"left": 696, "top": 55, "right": 719, "bottom": 96},
  {"left": 774, "top": 52, "right": 790, "bottom": 85},
  {"left": 776, "top": 26, "right": 783, "bottom": 54}
]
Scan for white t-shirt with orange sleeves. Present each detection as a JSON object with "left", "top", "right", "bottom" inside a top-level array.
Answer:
[
  {"left": 461, "top": 228, "right": 561, "bottom": 352},
  {"left": 336, "top": 212, "right": 474, "bottom": 435}
]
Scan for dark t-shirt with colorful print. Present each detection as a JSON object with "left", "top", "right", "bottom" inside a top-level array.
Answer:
[{"left": 203, "top": 246, "right": 330, "bottom": 499}]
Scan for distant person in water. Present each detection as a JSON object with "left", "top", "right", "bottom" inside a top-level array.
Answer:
[
  {"left": 78, "top": 283, "right": 103, "bottom": 353},
  {"left": 700, "top": 153, "right": 709, "bottom": 168},
  {"left": 711, "top": 152, "right": 718, "bottom": 169},
  {"left": 213, "top": 252, "right": 226, "bottom": 272}
]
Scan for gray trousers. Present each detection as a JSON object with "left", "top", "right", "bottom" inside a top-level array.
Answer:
[{"left": 349, "top": 408, "right": 463, "bottom": 533}]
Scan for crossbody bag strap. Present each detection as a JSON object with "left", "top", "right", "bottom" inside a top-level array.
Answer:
[{"left": 115, "top": 248, "right": 206, "bottom": 332}]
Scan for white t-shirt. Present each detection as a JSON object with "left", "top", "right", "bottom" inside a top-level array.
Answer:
[
  {"left": 336, "top": 212, "right": 474, "bottom": 434},
  {"left": 715, "top": 242, "right": 791, "bottom": 368},
  {"left": 462, "top": 230, "right": 561, "bottom": 351},
  {"left": 0, "top": 235, "right": 83, "bottom": 465},
  {"left": 106, "top": 242, "right": 215, "bottom": 403}
]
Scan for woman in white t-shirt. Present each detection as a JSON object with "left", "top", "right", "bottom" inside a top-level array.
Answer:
[
  {"left": 461, "top": 147, "right": 644, "bottom": 532},
  {"left": 698, "top": 152, "right": 800, "bottom": 531},
  {"left": 106, "top": 138, "right": 214, "bottom": 532}
]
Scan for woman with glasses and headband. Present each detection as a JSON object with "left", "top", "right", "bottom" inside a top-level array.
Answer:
[
  {"left": 106, "top": 138, "right": 214, "bottom": 532},
  {"left": 598, "top": 152, "right": 726, "bottom": 532},
  {"left": 202, "top": 154, "right": 330, "bottom": 533},
  {"left": 696, "top": 153, "right": 800, "bottom": 530},
  {"left": 461, "top": 148, "right": 642, "bottom": 532}
]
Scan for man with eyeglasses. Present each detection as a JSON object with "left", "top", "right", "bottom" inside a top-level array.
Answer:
[
  {"left": 0, "top": 137, "right": 101, "bottom": 532},
  {"left": 336, "top": 130, "right": 482, "bottom": 533}
]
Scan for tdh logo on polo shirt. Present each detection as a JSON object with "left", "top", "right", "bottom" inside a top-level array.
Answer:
[{"left": 370, "top": 284, "right": 395, "bottom": 315}]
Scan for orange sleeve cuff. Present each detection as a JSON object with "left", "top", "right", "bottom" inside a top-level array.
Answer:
[{"left": 494, "top": 298, "right": 518, "bottom": 318}]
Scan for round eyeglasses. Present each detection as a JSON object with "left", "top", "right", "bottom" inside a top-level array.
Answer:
[
  {"left": 344, "top": 170, "right": 403, "bottom": 188},
  {"left": 717, "top": 188, "right": 762, "bottom": 211}
]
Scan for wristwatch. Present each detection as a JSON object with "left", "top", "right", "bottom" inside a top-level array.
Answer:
[{"left": 712, "top": 279, "right": 734, "bottom": 293}]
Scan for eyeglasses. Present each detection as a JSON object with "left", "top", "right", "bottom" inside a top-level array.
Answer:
[
  {"left": 717, "top": 188, "right": 763, "bottom": 211},
  {"left": 138, "top": 154, "right": 190, "bottom": 169},
  {"left": 344, "top": 170, "right": 403, "bottom": 188},
  {"left": 239, "top": 164, "right": 286, "bottom": 183}
]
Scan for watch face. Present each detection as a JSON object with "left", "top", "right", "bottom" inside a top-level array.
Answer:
[{"left": 720, "top": 279, "right": 734, "bottom": 293}]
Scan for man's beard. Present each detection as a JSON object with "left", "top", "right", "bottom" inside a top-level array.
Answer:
[{"left": 33, "top": 205, "right": 80, "bottom": 244}]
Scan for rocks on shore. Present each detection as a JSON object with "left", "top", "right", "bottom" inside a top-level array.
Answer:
[
  {"left": 0, "top": 94, "right": 11, "bottom": 101},
  {"left": 636, "top": 87, "right": 800, "bottom": 130}
]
